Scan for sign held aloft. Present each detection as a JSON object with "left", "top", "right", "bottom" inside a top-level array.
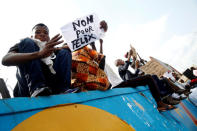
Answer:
[{"left": 61, "top": 14, "right": 103, "bottom": 51}]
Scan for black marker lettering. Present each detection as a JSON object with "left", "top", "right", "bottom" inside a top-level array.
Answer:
[
  {"left": 88, "top": 34, "right": 96, "bottom": 41},
  {"left": 85, "top": 28, "right": 89, "bottom": 33},
  {"left": 84, "top": 35, "right": 89, "bottom": 43},
  {"left": 72, "top": 20, "right": 80, "bottom": 31},
  {"left": 86, "top": 15, "right": 94, "bottom": 24},
  {"left": 80, "top": 37, "right": 86, "bottom": 45},
  {"left": 81, "top": 20, "right": 86, "bottom": 26},
  {"left": 81, "top": 30, "right": 84, "bottom": 34},
  {"left": 72, "top": 39, "right": 81, "bottom": 50},
  {"left": 76, "top": 30, "right": 80, "bottom": 38},
  {"left": 89, "top": 26, "right": 94, "bottom": 32}
]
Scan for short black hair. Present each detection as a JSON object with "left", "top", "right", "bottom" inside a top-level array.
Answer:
[{"left": 32, "top": 23, "right": 49, "bottom": 32}]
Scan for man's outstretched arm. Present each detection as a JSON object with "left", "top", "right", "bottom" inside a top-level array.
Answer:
[{"left": 2, "top": 34, "right": 63, "bottom": 66}]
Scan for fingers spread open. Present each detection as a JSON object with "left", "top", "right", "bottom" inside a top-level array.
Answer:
[
  {"left": 51, "top": 35, "right": 62, "bottom": 43},
  {"left": 46, "top": 34, "right": 63, "bottom": 45},
  {"left": 48, "top": 40, "right": 64, "bottom": 48},
  {"left": 50, "top": 34, "right": 60, "bottom": 41}
]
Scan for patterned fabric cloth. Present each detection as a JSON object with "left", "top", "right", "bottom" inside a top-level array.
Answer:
[{"left": 71, "top": 46, "right": 110, "bottom": 91}]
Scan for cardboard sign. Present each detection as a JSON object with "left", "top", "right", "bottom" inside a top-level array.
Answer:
[{"left": 61, "top": 14, "right": 101, "bottom": 51}]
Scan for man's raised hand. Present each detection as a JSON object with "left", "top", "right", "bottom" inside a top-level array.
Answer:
[{"left": 38, "top": 34, "right": 64, "bottom": 58}]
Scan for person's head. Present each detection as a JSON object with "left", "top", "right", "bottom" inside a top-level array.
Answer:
[
  {"left": 180, "top": 79, "right": 184, "bottom": 83},
  {"left": 172, "top": 72, "right": 179, "bottom": 81},
  {"left": 190, "top": 67, "right": 196, "bottom": 71},
  {"left": 100, "top": 20, "right": 108, "bottom": 32},
  {"left": 115, "top": 59, "right": 124, "bottom": 67},
  {"left": 31, "top": 23, "right": 49, "bottom": 42}
]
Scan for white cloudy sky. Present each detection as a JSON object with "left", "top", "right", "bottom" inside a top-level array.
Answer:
[{"left": 0, "top": 0, "right": 197, "bottom": 94}]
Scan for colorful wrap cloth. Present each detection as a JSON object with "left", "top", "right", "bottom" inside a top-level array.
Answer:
[{"left": 71, "top": 46, "right": 110, "bottom": 91}]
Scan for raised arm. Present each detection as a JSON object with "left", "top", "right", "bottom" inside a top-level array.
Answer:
[
  {"left": 89, "top": 20, "right": 107, "bottom": 54},
  {"left": 90, "top": 42, "right": 97, "bottom": 51},
  {"left": 99, "top": 20, "right": 107, "bottom": 54},
  {"left": 89, "top": 39, "right": 103, "bottom": 54},
  {"left": 99, "top": 39, "right": 103, "bottom": 54},
  {"left": 2, "top": 34, "right": 63, "bottom": 66},
  {"left": 119, "top": 52, "right": 132, "bottom": 71}
]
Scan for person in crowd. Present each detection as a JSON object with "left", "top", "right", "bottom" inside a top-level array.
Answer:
[
  {"left": 2, "top": 23, "right": 72, "bottom": 97},
  {"left": 190, "top": 67, "right": 197, "bottom": 78},
  {"left": 161, "top": 71, "right": 189, "bottom": 101},
  {"left": 188, "top": 67, "right": 197, "bottom": 87},
  {"left": 71, "top": 20, "right": 111, "bottom": 91},
  {"left": 115, "top": 50, "right": 175, "bottom": 111},
  {"left": 123, "top": 47, "right": 184, "bottom": 105},
  {"left": 90, "top": 20, "right": 108, "bottom": 54},
  {"left": 153, "top": 75, "right": 181, "bottom": 105}
]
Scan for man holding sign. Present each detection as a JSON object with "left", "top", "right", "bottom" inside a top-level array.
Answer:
[
  {"left": 61, "top": 14, "right": 105, "bottom": 51},
  {"left": 61, "top": 14, "right": 110, "bottom": 91}
]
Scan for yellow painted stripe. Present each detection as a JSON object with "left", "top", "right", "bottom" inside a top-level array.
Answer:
[
  {"left": 174, "top": 108, "right": 183, "bottom": 119},
  {"left": 133, "top": 100, "right": 145, "bottom": 112},
  {"left": 13, "top": 104, "right": 135, "bottom": 131}
]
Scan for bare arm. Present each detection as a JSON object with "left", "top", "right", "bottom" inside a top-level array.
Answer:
[
  {"left": 99, "top": 20, "right": 107, "bottom": 54},
  {"left": 89, "top": 40, "right": 103, "bottom": 54},
  {"left": 127, "top": 51, "right": 132, "bottom": 61},
  {"left": 128, "top": 49, "right": 136, "bottom": 69},
  {"left": 89, "top": 20, "right": 107, "bottom": 53},
  {"left": 99, "top": 39, "right": 103, "bottom": 54},
  {"left": 2, "top": 34, "right": 63, "bottom": 66},
  {"left": 119, "top": 51, "right": 133, "bottom": 71},
  {"left": 90, "top": 42, "right": 97, "bottom": 51},
  {"left": 2, "top": 51, "right": 41, "bottom": 66}
]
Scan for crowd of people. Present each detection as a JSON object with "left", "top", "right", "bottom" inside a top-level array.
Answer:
[
  {"left": 114, "top": 47, "right": 194, "bottom": 111},
  {"left": 1, "top": 21, "right": 196, "bottom": 112}
]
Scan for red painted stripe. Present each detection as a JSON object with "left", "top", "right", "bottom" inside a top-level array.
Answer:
[{"left": 180, "top": 102, "right": 197, "bottom": 126}]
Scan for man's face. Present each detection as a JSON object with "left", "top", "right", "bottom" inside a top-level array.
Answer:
[{"left": 32, "top": 26, "right": 49, "bottom": 42}]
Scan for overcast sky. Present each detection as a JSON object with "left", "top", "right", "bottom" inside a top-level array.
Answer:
[{"left": 0, "top": 0, "right": 197, "bottom": 94}]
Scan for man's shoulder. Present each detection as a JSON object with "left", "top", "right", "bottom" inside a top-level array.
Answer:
[
  {"left": 8, "top": 43, "right": 19, "bottom": 53},
  {"left": 118, "top": 65, "right": 125, "bottom": 72},
  {"left": 125, "top": 60, "right": 131, "bottom": 64},
  {"left": 8, "top": 38, "right": 33, "bottom": 53},
  {"left": 20, "top": 37, "right": 35, "bottom": 43}
]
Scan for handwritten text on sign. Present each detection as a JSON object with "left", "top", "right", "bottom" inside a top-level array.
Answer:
[{"left": 61, "top": 14, "right": 100, "bottom": 51}]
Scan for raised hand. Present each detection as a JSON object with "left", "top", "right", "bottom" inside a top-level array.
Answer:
[{"left": 38, "top": 34, "right": 64, "bottom": 58}]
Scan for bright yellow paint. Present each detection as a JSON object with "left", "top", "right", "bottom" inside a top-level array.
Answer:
[
  {"left": 133, "top": 100, "right": 145, "bottom": 112},
  {"left": 13, "top": 104, "right": 135, "bottom": 131},
  {"left": 124, "top": 97, "right": 144, "bottom": 112}
]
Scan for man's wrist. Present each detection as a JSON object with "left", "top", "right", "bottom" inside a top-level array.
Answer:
[{"left": 35, "top": 51, "right": 43, "bottom": 59}]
